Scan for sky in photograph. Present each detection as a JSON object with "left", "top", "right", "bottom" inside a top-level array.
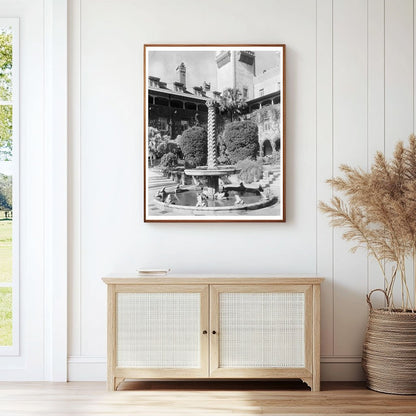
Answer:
[{"left": 148, "top": 50, "right": 279, "bottom": 92}]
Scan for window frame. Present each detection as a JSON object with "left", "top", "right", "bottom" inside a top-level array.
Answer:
[
  {"left": 243, "top": 87, "right": 248, "bottom": 98},
  {"left": 0, "top": 18, "right": 19, "bottom": 356}
]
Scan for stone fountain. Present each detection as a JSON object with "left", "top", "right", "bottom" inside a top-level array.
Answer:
[
  {"left": 153, "top": 99, "right": 277, "bottom": 213},
  {"left": 184, "top": 100, "right": 237, "bottom": 199}
]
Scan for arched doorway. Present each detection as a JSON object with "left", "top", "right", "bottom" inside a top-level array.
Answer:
[
  {"left": 263, "top": 139, "right": 273, "bottom": 156},
  {"left": 274, "top": 138, "right": 280, "bottom": 152}
]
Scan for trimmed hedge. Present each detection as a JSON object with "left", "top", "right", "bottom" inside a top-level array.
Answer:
[
  {"left": 179, "top": 126, "right": 207, "bottom": 168},
  {"left": 222, "top": 121, "right": 259, "bottom": 163},
  {"left": 159, "top": 152, "right": 178, "bottom": 168},
  {"left": 157, "top": 141, "right": 180, "bottom": 157}
]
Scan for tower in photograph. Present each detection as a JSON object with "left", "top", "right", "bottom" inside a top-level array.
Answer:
[
  {"left": 215, "top": 51, "right": 255, "bottom": 100},
  {"left": 176, "top": 62, "right": 186, "bottom": 88}
]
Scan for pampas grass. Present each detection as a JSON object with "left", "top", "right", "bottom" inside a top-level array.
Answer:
[{"left": 319, "top": 135, "right": 416, "bottom": 311}]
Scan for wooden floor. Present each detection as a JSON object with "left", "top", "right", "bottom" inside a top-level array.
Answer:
[{"left": 1, "top": 380, "right": 416, "bottom": 415}]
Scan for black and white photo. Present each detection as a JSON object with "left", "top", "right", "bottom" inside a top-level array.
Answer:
[{"left": 144, "top": 45, "right": 285, "bottom": 222}]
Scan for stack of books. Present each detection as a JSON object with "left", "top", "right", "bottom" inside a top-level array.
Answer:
[{"left": 136, "top": 268, "right": 171, "bottom": 276}]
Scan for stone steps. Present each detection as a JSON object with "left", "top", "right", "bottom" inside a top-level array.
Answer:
[{"left": 259, "top": 170, "right": 280, "bottom": 197}]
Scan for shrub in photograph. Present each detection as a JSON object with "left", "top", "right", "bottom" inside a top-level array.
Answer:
[
  {"left": 179, "top": 126, "right": 207, "bottom": 168},
  {"left": 159, "top": 152, "right": 178, "bottom": 168},
  {"left": 148, "top": 127, "right": 162, "bottom": 160},
  {"left": 223, "top": 121, "right": 259, "bottom": 163},
  {"left": 236, "top": 158, "right": 263, "bottom": 184},
  {"left": 262, "top": 151, "right": 280, "bottom": 165},
  {"left": 157, "top": 140, "right": 180, "bottom": 157}
]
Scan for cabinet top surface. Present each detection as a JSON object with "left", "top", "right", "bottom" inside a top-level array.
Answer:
[{"left": 102, "top": 274, "right": 324, "bottom": 285}]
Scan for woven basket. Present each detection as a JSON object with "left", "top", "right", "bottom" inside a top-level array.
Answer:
[{"left": 362, "top": 289, "right": 416, "bottom": 395}]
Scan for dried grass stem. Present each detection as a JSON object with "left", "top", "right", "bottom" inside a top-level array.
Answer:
[{"left": 320, "top": 135, "right": 416, "bottom": 311}]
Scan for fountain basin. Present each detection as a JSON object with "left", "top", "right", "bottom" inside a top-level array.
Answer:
[
  {"left": 184, "top": 166, "right": 238, "bottom": 177},
  {"left": 153, "top": 186, "right": 277, "bottom": 212}
]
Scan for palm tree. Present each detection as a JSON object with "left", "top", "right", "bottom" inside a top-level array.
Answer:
[{"left": 218, "top": 88, "right": 248, "bottom": 122}]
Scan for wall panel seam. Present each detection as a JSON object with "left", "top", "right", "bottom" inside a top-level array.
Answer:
[
  {"left": 331, "top": 0, "right": 335, "bottom": 358},
  {"left": 79, "top": 0, "right": 83, "bottom": 356},
  {"left": 315, "top": 0, "right": 318, "bottom": 278},
  {"left": 366, "top": 0, "right": 369, "bottom": 296}
]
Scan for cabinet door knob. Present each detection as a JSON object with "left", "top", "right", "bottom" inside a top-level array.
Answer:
[
  {"left": 202, "top": 330, "right": 207, "bottom": 334},
  {"left": 212, "top": 330, "right": 217, "bottom": 335}
]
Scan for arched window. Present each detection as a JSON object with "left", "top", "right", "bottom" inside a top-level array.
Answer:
[{"left": 263, "top": 140, "right": 273, "bottom": 156}]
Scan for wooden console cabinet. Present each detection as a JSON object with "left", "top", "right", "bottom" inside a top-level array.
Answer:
[{"left": 103, "top": 275, "right": 323, "bottom": 391}]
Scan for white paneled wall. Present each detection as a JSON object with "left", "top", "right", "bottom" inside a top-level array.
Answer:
[
  {"left": 332, "top": 0, "right": 368, "bottom": 357},
  {"left": 68, "top": 0, "right": 416, "bottom": 381},
  {"left": 385, "top": 0, "right": 415, "bottom": 306}
]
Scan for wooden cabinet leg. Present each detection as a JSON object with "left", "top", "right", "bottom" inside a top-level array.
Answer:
[
  {"left": 107, "top": 375, "right": 115, "bottom": 392},
  {"left": 301, "top": 376, "right": 320, "bottom": 391},
  {"left": 312, "top": 375, "right": 320, "bottom": 392},
  {"left": 114, "top": 377, "right": 125, "bottom": 391},
  {"left": 301, "top": 377, "right": 312, "bottom": 390},
  {"left": 107, "top": 376, "right": 125, "bottom": 391}
]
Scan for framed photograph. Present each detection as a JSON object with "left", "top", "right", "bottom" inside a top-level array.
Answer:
[{"left": 144, "top": 44, "right": 285, "bottom": 222}]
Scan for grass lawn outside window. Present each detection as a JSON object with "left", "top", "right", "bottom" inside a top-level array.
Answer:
[{"left": 0, "top": 218, "right": 12, "bottom": 345}]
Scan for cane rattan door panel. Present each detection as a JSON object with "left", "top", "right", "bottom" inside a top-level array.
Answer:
[
  {"left": 210, "top": 285, "right": 313, "bottom": 379},
  {"left": 218, "top": 292, "right": 305, "bottom": 368},
  {"left": 117, "top": 292, "right": 201, "bottom": 368},
  {"left": 108, "top": 284, "right": 209, "bottom": 384}
]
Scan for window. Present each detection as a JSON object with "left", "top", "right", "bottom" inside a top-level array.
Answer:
[
  {"left": 174, "top": 83, "right": 184, "bottom": 93},
  {"left": 259, "top": 88, "right": 264, "bottom": 97},
  {"left": 243, "top": 87, "right": 248, "bottom": 98},
  {"left": 0, "top": 19, "right": 18, "bottom": 354},
  {"left": 155, "top": 97, "right": 169, "bottom": 106},
  {"left": 185, "top": 102, "right": 196, "bottom": 110},
  {"left": 170, "top": 100, "right": 183, "bottom": 109}
]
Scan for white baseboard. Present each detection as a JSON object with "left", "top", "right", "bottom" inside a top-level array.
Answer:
[
  {"left": 68, "top": 356, "right": 106, "bottom": 381},
  {"left": 68, "top": 356, "right": 365, "bottom": 382},
  {"left": 321, "top": 356, "right": 364, "bottom": 381}
]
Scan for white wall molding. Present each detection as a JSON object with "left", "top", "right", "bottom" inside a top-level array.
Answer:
[
  {"left": 68, "top": 356, "right": 106, "bottom": 381},
  {"left": 43, "top": 0, "right": 68, "bottom": 382},
  {"left": 0, "top": 0, "right": 47, "bottom": 381},
  {"left": 321, "top": 363, "right": 364, "bottom": 382},
  {"left": 67, "top": 356, "right": 364, "bottom": 382},
  {"left": 68, "top": 0, "right": 82, "bottom": 360}
]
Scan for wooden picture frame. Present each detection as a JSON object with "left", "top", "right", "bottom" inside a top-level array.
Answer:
[{"left": 144, "top": 44, "right": 285, "bottom": 222}]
